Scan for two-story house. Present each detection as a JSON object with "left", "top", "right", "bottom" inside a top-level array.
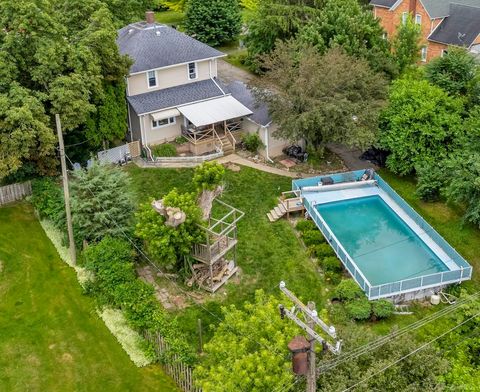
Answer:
[
  {"left": 371, "top": 0, "right": 480, "bottom": 62},
  {"left": 117, "top": 12, "right": 253, "bottom": 157}
]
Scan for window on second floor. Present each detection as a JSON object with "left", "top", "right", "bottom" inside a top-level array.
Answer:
[
  {"left": 421, "top": 46, "right": 427, "bottom": 62},
  {"left": 188, "top": 62, "right": 197, "bottom": 80},
  {"left": 152, "top": 117, "right": 176, "bottom": 129},
  {"left": 402, "top": 12, "right": 408, "bottom": 25},
  {"left": 415, "top": 14, "right": 422, "bottom": 25},
  {"left": 147, "top": 70, "right": 157, "bottom": 88}
]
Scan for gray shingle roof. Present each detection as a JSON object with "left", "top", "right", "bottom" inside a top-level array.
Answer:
[
  {"left": 421, "top": 0, "right": 480, "bottom": 18},
  {"left": 127, "top": 79, "right": 225, "bottom": 115},
  {"left": 222, "top": 81, "right": 272, "bottom": 127},
  {"left": 369, "top": 0, "right": 397, "bottom": 8},
  {"left": 117, "top": 22, "right": 225, "bottom": 74},
  {"left": 429, "top": 4, "right": 480, "bottom": 46}
]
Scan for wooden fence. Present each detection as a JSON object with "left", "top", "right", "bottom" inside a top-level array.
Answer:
[
  {"left": 0, "top": 181, "right": 32, "bottom": 206},
  {"left": 143, "top": 331, "right": 201, "bottom": 392}
]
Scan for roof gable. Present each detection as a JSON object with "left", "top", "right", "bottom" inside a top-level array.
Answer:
[
  {"left": 117, "top": 22, "right": 225, "bottom": 74},
  {"left": 429, "top": 3, "right": 480, "bottom": 46},
  {"left": 370, "top": 0, "right": 398, "bottom": 8},
  {"left": 421, "top": 0, "right": 480, "bottom": 18}
]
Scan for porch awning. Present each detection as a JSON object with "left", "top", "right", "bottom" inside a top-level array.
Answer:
[
  {"left": 151, "top": 108, "right": 181, "bottom": 121},
  {"left": 177, "top": 95, "right": 253, "bottom": 127}
]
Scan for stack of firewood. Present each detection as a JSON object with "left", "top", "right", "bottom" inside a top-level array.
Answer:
[{"left": 186, "top": 258, "right": 234, "bottom": 289}]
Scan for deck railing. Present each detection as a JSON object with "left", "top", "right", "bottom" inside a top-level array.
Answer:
[{"left": 296, "top": 171, "right": 473, "bottom": 300}]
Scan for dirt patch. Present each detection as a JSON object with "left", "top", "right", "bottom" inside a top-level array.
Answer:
[{"left": 61, "top": 353, "right": 73, "bottom": 363}]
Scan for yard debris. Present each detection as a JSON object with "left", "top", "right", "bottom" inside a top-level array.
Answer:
[
  {"left": 186, "top": 258, "right": 235, "bottom": 289},
  {"left": 151, "top": 199, "right": 186, "bottom": 227}
]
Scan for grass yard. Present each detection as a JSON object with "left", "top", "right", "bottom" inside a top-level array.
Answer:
[
  {"left": 155, "top": 10, "right": 185, "bottom": 26},
  {"left": 0, "top": 203, "right": 178, "bottom": 392}
]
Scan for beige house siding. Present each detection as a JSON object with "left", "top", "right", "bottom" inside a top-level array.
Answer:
[
  {"left": 127, "top": 59, "right": 216, "bottom": 96},
  {"left": 243, "top": 120, "right": 293, "bottom": 159},
  {"left": 142, "top": 114, "right": 182, "bottom": 146}
]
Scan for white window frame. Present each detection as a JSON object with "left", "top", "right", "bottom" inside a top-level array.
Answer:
[
  {"left": 382, "top": 32, "right": 387, "bottom": 40},
  {"left": 441, "top": 49, "right": 448, "bottom": 57},
  {"left": 415, "top": 14, "right": 422, "bottom": 25},
  {"left": 402, "top": 12, "right": 408, "bottom": 25},
  {"left": 152, "top": 117, "right": 176, "bottom": 129},
  {"left": 147, "top": 70, "right": 157, "bottom": 88},
  {"left": 187, "top": 62, "right": 198, "bottom": 80},
  {"left": 421, "top": 46, "right": 427, "bottom": 62}
]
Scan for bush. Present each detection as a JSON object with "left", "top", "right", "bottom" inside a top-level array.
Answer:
[
  {"left": 415, "top": 161, "right": 447, "bottom": 201},
  {"left": 320, "top": 256, "right": 342, "bottom": 273},
  {"left": 333, "top": 279, "right": 363, "bottom": 301},
  {"left": 345, "top": 297, "right": 372, "bottom": 321},
  {"left": 309, "top": 242, "right": 333, "bottom": 258},
  {"left": 302, "top": 230, "right": 325, "bottom": 247},
  {"left": 175, "top": 136, "right": 188, "bottom": 145},
  {"left": 371, "top": 299, "right": 395, "bottom": 319},
  {"left": 324, "top": 271, "right": 342, "bottom": 285},
  {"left": 30, "top": 177, "right": 66, "bottom": 229},
  {"left": 242, "top": 132, "right": 264, "bottom": 153},
  {"left": 193, "top": 161, "right": 225, "bottom": 191},
  {"left": 151, "top": 143, "right": 177, "bottom": 157},
  {"left": 295, "top": 219, "right": 317, "bottom": 233}
]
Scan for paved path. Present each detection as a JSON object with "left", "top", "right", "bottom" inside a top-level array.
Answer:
[
  {"left": 217, "top": 59, "right": 257, "bottom": 84},
  {"left": 216, "top": 154, "right": 303, "bottom": 178},
  {"left": 327, "top": 143, "right": 377, "bottom": 171}
]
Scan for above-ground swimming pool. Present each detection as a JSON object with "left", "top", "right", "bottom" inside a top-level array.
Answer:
[{"left": 293, "top": 171, "right": 472, "bottom": 300}]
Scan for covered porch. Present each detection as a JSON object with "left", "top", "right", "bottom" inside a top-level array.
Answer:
[{"left": 178, "top": 95, "right": 252, "bottom": 155}]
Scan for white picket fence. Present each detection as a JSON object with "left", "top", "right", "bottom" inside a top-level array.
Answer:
[
  {"left": 0, "top": 181, "right": 32, "bottom": 206},
  {"left": 143, "top": 331, "right": 201, "bottom": 392}
]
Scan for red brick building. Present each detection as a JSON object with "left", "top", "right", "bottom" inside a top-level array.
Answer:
[{"left": 370, "top": 0, "right": 480, "bottom": 62}]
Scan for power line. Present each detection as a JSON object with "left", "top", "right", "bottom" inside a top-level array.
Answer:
[
  {"left": 63, "top": 154, "right": 292, "bottom": 380},
  {"left": 341, "top": 311, "right": 480, "bottom": 392}
]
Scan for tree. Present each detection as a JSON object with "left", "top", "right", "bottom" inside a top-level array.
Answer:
[
  {"left": 245, "top": 0, "right": 322, "bottom": 71},
  {"left": 135, "top": 189, "right": 203, "bottom": 269},
  {"left": 392, "top": 15, "right": 421, "bottom": 74},
  {"left": 71, "top": 161, "right": 135, "bottom": 244},
  {"left": 184, "top": 0, "right": 242, "bottom": 46},
  {"left": 194, "top": 290, "right": 300, "bottom": 392},
  {"left": 257, "top": 44, "right": 388, "bottom": 155},
  {"left": 425, "top": 47, "right": 480, "bottom": 106},
  {"left": 193, "top": 161, "right": 226, "bottom": 191},
  {"left": 316, "top": 328, "right": 449, "bottom": 391},
  {"left": 240, "top": 0, "right": 259, "bottom": 10},
  {"left": 379, "top": 77, "right": 464, "bottom": 175},
  {"left": 297, "top": 0, "right": 397, "bottom": 76}
]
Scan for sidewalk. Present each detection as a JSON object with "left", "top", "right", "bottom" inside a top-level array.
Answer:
[{"left": 216, "top": 154, "right": 303, "bottom": 178}]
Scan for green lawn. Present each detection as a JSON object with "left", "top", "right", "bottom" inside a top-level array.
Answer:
[
  {"left": 0, "top": 203, "right": 178, "bottom": 392},
  {"left": 155, "top": 10, "right": 185, "bottom": 26}
]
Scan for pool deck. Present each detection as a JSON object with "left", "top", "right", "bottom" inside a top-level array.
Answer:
[{"left": 303, "top": 184, "right": 459, "bottom": 272}]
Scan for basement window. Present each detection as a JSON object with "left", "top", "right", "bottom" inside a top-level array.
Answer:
[{"left": 421, "top": 46, "right": 427, "bottom": 62}]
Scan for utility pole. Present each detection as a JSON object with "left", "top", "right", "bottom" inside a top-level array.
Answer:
[
  {"left": 56, "top": 114, "right": 76, "bottom": 266},
  {"left": 279, "top": 281, "right": 341, "bottom": 392}
]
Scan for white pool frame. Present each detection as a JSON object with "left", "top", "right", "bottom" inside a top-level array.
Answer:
[{"left": 293, "top": 171, "right": 472, "bottom": 300}]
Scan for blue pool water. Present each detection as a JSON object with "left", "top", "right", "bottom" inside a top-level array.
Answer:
[{"left": 316, "top": 196, "right": 449, "bottom": 286}]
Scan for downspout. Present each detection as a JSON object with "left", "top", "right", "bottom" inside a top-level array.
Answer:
[{"left": 263, "top": 125, "right": 274, "bottom": 163}]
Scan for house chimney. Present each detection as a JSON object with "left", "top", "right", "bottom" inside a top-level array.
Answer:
[
  {"left": 409, "top": 0, "right": 417, "bottom": 14},
  {"left": 145, "top": 11, "right": 155, "bottom": 24}
]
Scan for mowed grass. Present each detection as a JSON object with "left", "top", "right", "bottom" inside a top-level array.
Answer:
[
  {"left": 126, "top": 165, "right": 326, "bottom": 344},
  {"left": 0, "top": 203, "right": 178, "bottom": 392}
]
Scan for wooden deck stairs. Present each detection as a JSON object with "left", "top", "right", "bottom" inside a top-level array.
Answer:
[
  {"left": 267, "top": 202, "right": 287, "bottom": 222},
  {"left": 219, "top": 135, "right": 234, "bottom": 156},
  {"left": 267, "top": 190, "right": 304, "bottom": 222}
]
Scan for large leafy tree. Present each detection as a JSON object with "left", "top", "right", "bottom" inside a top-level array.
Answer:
[
  {"left": 0, "top": 0, "right": 131, "bottom": 180},
  {"left": 184, "top": 0, "right": 242, "bottom": 46},
  {"left": 194, "top": 290, "right": 300, "bottom": 392},
  {"left": 71, "top": 161, "right": 135, "bottom": 244},
  {"left": 425, "top": 47, "right": 480, "bottom": 106},
  {"left": 297, "top": 0, "right": 396, "bottom": 76},
  {"left": 392, "top": 15, "right": 421, "bottom": 74},
  {"left": 257, "top": 44, "right": 388, "bottom": 155},
  {"left": 379, "top": 77, "right": 464, "bottom": 175}
]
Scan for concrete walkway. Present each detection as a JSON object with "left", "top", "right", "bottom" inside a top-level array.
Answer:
[
  {"left": 216, "top": 154, "right": 303, "bottom": 178},
  {"left": 327, "top": 143, "right": 377, "bottom": 171}
]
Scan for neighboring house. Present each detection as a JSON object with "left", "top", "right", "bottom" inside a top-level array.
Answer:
[
  {"left": 370, "top": 0, "right": 480, "bottom": 62},
  {"left": 117, "top": 12, "right": 253, "bottom": 157}
]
